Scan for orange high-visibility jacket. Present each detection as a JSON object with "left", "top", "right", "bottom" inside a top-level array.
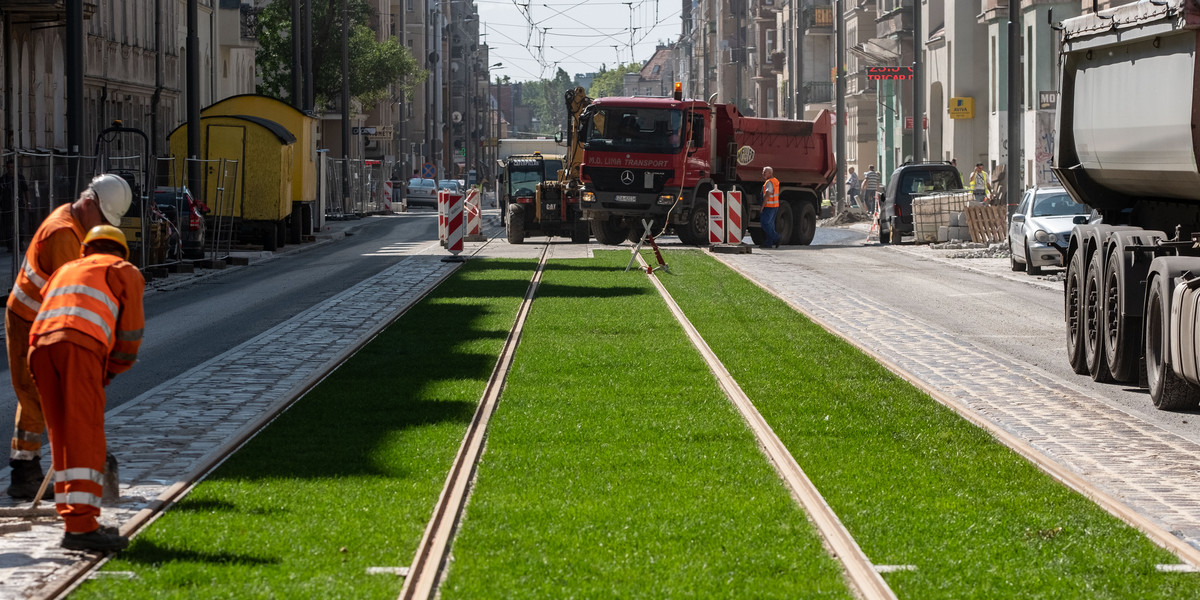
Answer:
[
  {"left": 7, "top": 204, "right": 86, "bottom": 322},
  {"left": 762, "top": 177, "right": 780, "bottom": 208},
  {"left": 29, "top": 253, "right": 144, "bottom": 375}
]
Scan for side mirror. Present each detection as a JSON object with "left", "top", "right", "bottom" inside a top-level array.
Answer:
[
  {"left": 1073, "top": 215, "right": 1089, "bottom": 225},
  {"left": 1012, "top": 214, "right": 1026, "bottom": 224}
]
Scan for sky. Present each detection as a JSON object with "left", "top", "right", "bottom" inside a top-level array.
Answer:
[{"left": 476, "top": 0, "right": 683, "bottom": 83}]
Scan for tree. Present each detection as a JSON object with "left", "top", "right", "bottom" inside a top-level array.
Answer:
[
  {"left": 522, "top": 68, "right": 574, "bottom": 136},
  {"left": 255, "top": 0, "right": 425, "bottom": 110},
  {"left": 588, "top": 63, "right": 642, "bottom": 98}
]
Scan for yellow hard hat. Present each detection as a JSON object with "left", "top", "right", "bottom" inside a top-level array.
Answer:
[{"left": 82, "top": 224, "right": 129, "bottom": 260}]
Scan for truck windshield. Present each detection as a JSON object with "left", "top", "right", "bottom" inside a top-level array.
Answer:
[
  {"left": 582, "top": 107, "right": 683, "bottom": 154},
  {"left": 507, "top": 162, "right": 544, "bottom": 196}
]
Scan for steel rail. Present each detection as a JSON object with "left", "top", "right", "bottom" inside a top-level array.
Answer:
[
  {"left": 398, "top": 243, "right": 550, "bottom": 599},
  {"left": 636, "top": 253, "right": 898, "bottom": 600},
  {"left": 713, "top": 254, "right": 1200, "bottom": 571},
  {"left": 34, "top": 237, "right": 504, "bottom": 599}
]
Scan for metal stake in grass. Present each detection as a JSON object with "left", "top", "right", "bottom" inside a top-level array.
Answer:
[{"left": 625, "top": 219, "right": 670, "bottom": 274}]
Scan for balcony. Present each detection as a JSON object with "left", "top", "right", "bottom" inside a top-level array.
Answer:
[
  {"left": 0, "top": 0, "right": 96, "bottom": 21},
  {"left": 803, "top": 81, "right": 833, "bottom": 104},
  {"left": 876, "top": 4, "right": 913, "bottom": 39}
]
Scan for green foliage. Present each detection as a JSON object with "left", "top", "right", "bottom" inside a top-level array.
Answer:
[
  {"left": 518, "top": 68, "right": 574, "bottom": 136},
  {"left": 588, "top": 62, "right": 643, "bottom": 98},
  {"left": 255, "top": 0, "right": 426, "bottom": 110}
]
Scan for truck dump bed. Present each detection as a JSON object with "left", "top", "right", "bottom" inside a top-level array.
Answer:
[
  {"left": 713, "top": 104, "right": 835, "bottom": 192},
  {"left": 1054, "top": 0, "right": 1200, "bottom": 210}
]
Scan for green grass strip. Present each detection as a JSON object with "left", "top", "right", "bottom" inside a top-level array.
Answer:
[
  {"left": 440, "top": 251, "right": 854, "bottom": 599},
  {"left": 74, "top": 259, "right": 538, "bottom": 599},
  {"left": 654, "top": 249, "right": 1200, "bottom": 599}
]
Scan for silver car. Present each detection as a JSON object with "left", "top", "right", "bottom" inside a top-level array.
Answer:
[
  {"left": 406, "top": 178, "right": 438, "bottom": 206},
  {"left": 1008, "top": 186, "right": 1092, "bottom": 275}
]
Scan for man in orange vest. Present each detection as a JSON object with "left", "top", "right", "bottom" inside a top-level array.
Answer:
[
  {"left": 28, "top": 225, "right": 144, "bottom": 552},
  {"left": 6, "top": 174, "right": 131, "bottom": 500},
  {"left": 760, "top": 166, "right": 782, "bottom": 248}
]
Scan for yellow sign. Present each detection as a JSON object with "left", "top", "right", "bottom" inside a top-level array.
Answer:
[{"left": 949, "top": 97, "right": 975, "bottom": 119}]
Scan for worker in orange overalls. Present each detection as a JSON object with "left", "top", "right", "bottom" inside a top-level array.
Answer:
[
  {"left": 28, "top": 224, "right": 143, "bottom": 552},
  {"left": 760, "top": 166, "right": 782, "bottom": 248},
  {"left": 5, "top": 174, "right": 131, "bottom": 500}
]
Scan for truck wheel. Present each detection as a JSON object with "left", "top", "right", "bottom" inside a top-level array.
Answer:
[
  {"left": 1102, "top": 245, "right": 1142, "bottom": 383},
  {"left": 775, "top": 201, "right": 795, "bottom": 245},
  {"left": 1084, "top": 250, "right": 1114, "bottom": 383},
  {"left": 1065, "top": 250, "right": 1088, "bottom": 374},
  {"left": 591, "top": 217, "right": 625, "bottom": 246},
  {"left": 680, "top": 207, "right": 709, "bottom": 246},
  {"left": 506, "top": 205, "right": 525, "bottom": 244},
  {"left": 1145, "top": 271, "right": 1200, "bottom": 410},
  {"left": 794, "top": 201, "right": 817, "bottom": 245}
]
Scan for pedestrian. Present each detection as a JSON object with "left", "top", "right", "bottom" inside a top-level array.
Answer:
[
  {"left": 5, "top": 174, "right": 131, "bottom": 501},
  {"left": 0, "top": 161, "right": 31, "bottom": 252},
  {"left": 29, "top": 224, "right": 144, "bottom": 552},
  {"left": 968, "top": 163, "right": 992, "bottom": 204},
  {"left": 861, "top": 165, "right": 881, "bottom": 214},
  {"left": 847, "top": 166, "right": 860, "bottom": 209},
  {"left": 760, "top": 166, "right": 781, "bottom": 248}
]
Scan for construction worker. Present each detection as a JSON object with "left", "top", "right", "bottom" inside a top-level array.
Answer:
[
  {"left": 760, "top": 166, "right": 781, "bottom": 248},
  {"left": 28, "top": 225, "right": 144, "bottom": 552},
  {"left": 968, "top": 163, "right": 992, "bottom": 204},
  {"left": 5, "top": 174, "right": 131, "bottom": 500}
]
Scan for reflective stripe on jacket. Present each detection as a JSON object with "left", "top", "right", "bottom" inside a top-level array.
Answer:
[
  {"left": 762, "top": 177, "right": 780, "bottom": 208},
  {"left": 7, "top": 204, "right": 85, "bottom": 322},
  {"left": 969, "top": 171, "right": 990, "bottom": 193},
  {"left": 30, "top": 253, "right": 145, "bottom": 373}
]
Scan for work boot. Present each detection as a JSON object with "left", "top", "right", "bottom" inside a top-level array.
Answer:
[
  {"left": 61, "top": 528, "right": 129, "bottom": 552},
  {"left": 6, "top": 458, "right": 44, "bottom": 501}
]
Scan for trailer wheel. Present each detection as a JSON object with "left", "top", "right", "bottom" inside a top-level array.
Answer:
[
  {"left": 1065, "top": 249, "right": 1088, "bottom": 374},
  {"left": 1102, "top": 245, "right": 1143, "bottom": 383},
  {"left": 1084, "top": 250, "right": 1114, "bottom": 383},
  {"left": 506, "top": 205, "right": 525, "bottom": 244},
  {"left": 774, "top": 201, "right": 795, "bottom": 246},
  {"left": 794, "top": 201, "right": 817, "bottom": 245},
  {"left": 591, "top": 217, "right": 625, "bottom": 246},
  {"left": 1145, "top": 271, "right": 1200, "bottom": 410}
]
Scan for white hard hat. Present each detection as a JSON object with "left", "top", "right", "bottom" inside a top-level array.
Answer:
[{"left": 89, "top": 174, "right": 133, "bottom": 226}]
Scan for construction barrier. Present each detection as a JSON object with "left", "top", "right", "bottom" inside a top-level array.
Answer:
[
  {"left": 445, "top": 192, "right": 464, "bottom": 256},
  {"left": 383, "top": 181, "right": 394, "bottom": 212},
  {"left": 708, "top": 190, "right": 724, "bottom": 244},
  {"left": 464, "top": 189, "right": 486, "bottom": 242},
  {"left": 725, "top": 190, "right": 743, "bottom": 244},
  {"left": 965, "top": 205, "right": 1007, "bottom": 244},
  {"left": 437, "top": 189, "right": 447, "bottom": 245}
]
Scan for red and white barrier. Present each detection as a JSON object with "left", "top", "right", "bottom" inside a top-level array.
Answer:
[
  {"left": 437, "top": 189, "right": 447, "bottom": 245},
  {"left": 464, "top": 189, "right": 486, "bottom": 242},
  {"left": 708, "top": 189, "right": 725, "bottom": 244},
  {"left": 383, "top": 181, "right": 394, "bottom": 212},
  {"left": 445, "top": 192, "right": 464, "bottom": 256},
  {"left": 725, "top": 190, "right": 743, "bottom": 244}
]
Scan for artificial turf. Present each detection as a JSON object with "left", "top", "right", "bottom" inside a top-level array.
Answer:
[
  {"left": 653, "top": 249, "right": 1200, "bottom": 599},
  {"left": 74, "top": 258, "right": 538, "bottom": 599},
  {"left": 439, "top": 251, "right": 854, "bottom": 598}
]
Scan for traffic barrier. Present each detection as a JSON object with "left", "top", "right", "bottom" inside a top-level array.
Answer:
[
  {"left": 443, "top": 192, "right": 465, "bottom": 261},
  {"left": 708, "top": 189, "right": 724, "bottom": 244},
  {"left": 437, "top": 189, "right": 447, "bottom": 245},
  {"left": 383, "top": 181, "right": 394, "bottom": 212},
  {"left": 464, "top": 189, "right": 486, "bottom": 242},
  {"left": 725, "top": 190, "right": 743, "bottom": 244}
]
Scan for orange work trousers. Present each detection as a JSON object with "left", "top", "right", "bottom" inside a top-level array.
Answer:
[
  {"left": 29, "top": 342, "right": 107, "bottom": 534},
  {"left": 5, "top": 310, "right": 44, "bottom": 461}
]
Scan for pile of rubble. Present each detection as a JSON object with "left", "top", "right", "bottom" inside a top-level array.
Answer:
[{"left": 930, "top": 240, "right": 1009, "bottom": 259}]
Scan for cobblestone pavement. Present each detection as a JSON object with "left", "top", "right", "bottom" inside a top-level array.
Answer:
[{"left": 715, "top": 238, "right": 1200, "bottom": 555}]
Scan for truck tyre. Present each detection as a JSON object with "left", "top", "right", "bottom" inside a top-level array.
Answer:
[
  {"left": 679, "top": 207, "right": 709, "bottom": 246},
  {"left": 506, "top": 205, "right": 525, "bottom": 244},
  {"left": 1065, "top": 249, "right": 1088, "bottom": 374},
  {"left": 591, "top": 217, "right": 625, "bottom": 246},
  {"left": 775, "top": 200, "right": 795, "bottom": 246},
  {"left": 1145, "top": 269, "right": 1200, "bottom": 410},
  {"left": 794, "top": 201, "right": 817, "bottom": 245},
  {"left": 1102, "top": 245, "right": 1143, "bottom": 383},
  {"left": 1084, "top": 250, "right": 1114, "bottom": 383}
]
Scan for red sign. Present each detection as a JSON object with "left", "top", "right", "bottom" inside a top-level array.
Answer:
[
  {"left": 904, "top": 116, "right": 928, "bottom": 131},
  {"left": 867, "top": 66, "right": 914, "bottom": 81}
]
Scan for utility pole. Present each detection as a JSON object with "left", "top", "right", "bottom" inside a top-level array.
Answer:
[
  {"left": 187, "top": 0, "right": 201, "bottom": 201},
  {"left": 1007, "top": 1, "right": 1023, "bottom": 207},
  {"left": 66, "top": 0, "right": 84, "bottom": 193},
  {"left": 834, "top": 0, "right": 845, "bottom": 213},
  {"left": 912, "top": 0, "right": 923, "bottom": 163},
  {"left": 341, "top": 0, "right": 350, "bottom": 209}
]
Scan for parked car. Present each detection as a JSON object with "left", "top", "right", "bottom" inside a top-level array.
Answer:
[
  {"left": 879, "top": 162, "right": 964, "bottom": 244},
  {"left": 439, "top": 180, "right": 462, "bottom": 194},
  {"left": 154, "top": 186, "right": 208, "bottom": 259},
  {"left": 406, "top": 178, "right": 438, "bottom": 206},
  {"left": 1008, "top": 186, "right": 1093, "bottom": 275}
]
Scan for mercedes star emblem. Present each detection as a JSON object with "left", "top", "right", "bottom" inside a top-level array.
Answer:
[{"left": 620, "top": 170, "right": 635, "bottom": 185}]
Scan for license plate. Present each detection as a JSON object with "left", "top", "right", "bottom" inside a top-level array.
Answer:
[{"left": 615, "top": 194, "right": 637, "bottom": 202}]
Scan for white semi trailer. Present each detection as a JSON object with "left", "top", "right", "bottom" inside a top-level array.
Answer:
[{"left": 1056, "top": 0, "right": 1200, "bottom": 409}]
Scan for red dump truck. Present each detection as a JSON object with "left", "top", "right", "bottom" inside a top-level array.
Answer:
[
  {"left": 1055, "top": 0, "right": 1200, "bottom": 410},
  {"left": 577, "top": 89, "right": 835, "bottom": 245}
]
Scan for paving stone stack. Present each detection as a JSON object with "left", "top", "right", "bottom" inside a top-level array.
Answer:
[{"left": 912, "top": 191, "right": 972, "bottom": 243}]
